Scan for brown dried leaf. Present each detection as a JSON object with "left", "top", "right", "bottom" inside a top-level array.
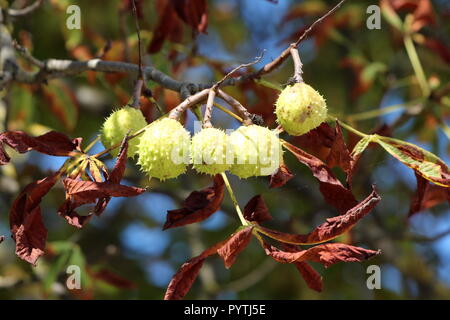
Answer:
[
  {"left": 243, "top": 195, "right": 272, "bottom": 223},
  {"left": 0, "top": 131, "right": 81, "bottom": 165},
  {"left": 163, "top": 174, "right": 224, "bottom": 230},
  {"left": 283, "top": 141, "right": 357, "bottom": 213},
  {"left": 148, "top": 0, "right": 207, "bottom": 53},
  {"left": 164, "top": 240, "right": 226, "bottom": 300},
  {"left": 58, "top": 176, "right": 144, "bottom": 227},
  {"left": 63, "top": 178, "right": 145, "bottom": 200},
  {"left": 383, "top": 0, "right": 436, "bottom": 31},
  {"left": 295, "top": 261, "right": 323, "bottom": 292},
  {"left": 91, "top": 268, "right": 136, "bottom": 289},
  {"left": 57, "top": 200, "right": 93, "bottom": 229},
  {"left": 173, "top": 0, "right": 208, "bottom": 33},
  {"left": 256, "top": 187, "right": 380, "bottom": 245},
  {"left": 217, "top": 226, "right": 254, "bottom": 269},
  {"left": 109, "top": 139, "right": 128, "bottom": 184},
  {"left": 409, "top": 173, "right": 450, "bottom": 217},
  {"left": 281, "top": 243, "right": 323, "bottom": 292},
  {"left": 9, "top": 172, "right": 60, "bottom": 265},
  {"left": 264, "top": 242, "right": 380, "bottom": 268},
  {"left": 269, "top": 164, "right": 294, "bottom": 189},
  {"left": 326, "top": 122, "right": 352, "bottom": 173},
  {"left": 93, "top": 138, "right": 129, "bottom": 216}
]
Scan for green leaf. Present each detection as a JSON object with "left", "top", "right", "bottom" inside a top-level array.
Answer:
[
  {"left": 42, "top": 80, "right": 79, "bottom": 131},
  {"left": 43, "top": 247, "right": 72, "bottom": 293},
  {"left": 8, "top": 85, "right": 35, "bottom": 130},
  {"left": 373, "top": 135, "right": 450, "bottom": 187},
  {"left": 350, "top": 135, "right": 373, "bottom": 159},
  {"left": 380, "top": 1, "right": 403, "bottom": 32},
  {"left": 69, "top": 245, "right": 92, "bottom": 290}
]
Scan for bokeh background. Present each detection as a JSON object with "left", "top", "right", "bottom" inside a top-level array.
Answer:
[{"left": 1, "top": 0, "right": 450, "bottom": 299}]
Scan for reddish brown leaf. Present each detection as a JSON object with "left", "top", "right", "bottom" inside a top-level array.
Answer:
[
  {"left": 173, "top": 0, "right": 208, "bottom": 33},
  {"left": 148, "top": 0, "right": 207, "bottom": 53},
  {"left": 243, "top": 195, "right": 272, "bottom": 223},
  {"left": 269, "top": 164, "right": 294, "bottom": 189},
  {"left": 292, "top": 122, "right": 336, "bottom": 167},
  {"left": 423, "top": 37, "right": 450, "bottom": 63},
  {"left": 148, "top": 1, "right": 177, "bottom": 53},
  {"left": 0, "top": 131, "right": 81, "bottom": 165},
  {"left": 293, "top": 122, "right": 352, "bottom": 171},
  {"left": 163, "top": 174, "right": 224, "bottom": 230},
  {"left": 264, "top": 242, "right": 380, "bottom": 268},
  {"left": 327, "top": 122, "right": 352, "bottom": 173},
  {"left": 217, "top": 227, "right": 254, "bottom": 269},
  {"left": 93, "top": 138, "right": 129, "bottom": 216},
  {"left": 409, "top": 173, "right": 450, "bottom": 217},
  {"left": 295, "top": 261, "right": 323, "bottom": 292},
  {"left": 281, "top": 243, "right": 323, "bottom": 292},
  {"left": 63, "top": 178, "right": 145, "bottom": 200},
  {"left": 283, "top": 141, "right": 357, "bottom": 213},
  {"left": 165, "top": 257, "right": 205, "bottom": 300},
  {"left": 57, "top": 200, "right": 93, "bottom": 229},
  {"left": 109, "top": 139, "right": 128, "bottom": 184},
  {"left": 91, "top": 268, "right": 136, "bottom": 289},
  {"left": 257, "top": 187, "right": 380, "bottom": 245},
  {"left": 164, "top": 240, "right": 226, "bottom": 300},
  {"left": 58, "top": 176, "right": 144, "bottom": 227},
  {"left": 382, "top": 0, "right": 436, "bottom": 31},
  {"left": 9, "top": 172, "right": 60, "bottom": 265}
]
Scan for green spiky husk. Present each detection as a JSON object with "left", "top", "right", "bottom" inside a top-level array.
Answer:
[
  {"left": 191, "top": 128, "right": 231, "bottom": 175},
  {"left": 229, "top": 125, "right": 282, "bottom": 179},
  {"left": 137, "top": 118, "right": 190, "bottom": 180},
  {"left": 275, "top": 82, "right": 327, "bottom": 136},
  {"left": 100, "top": 106, "right": 147, "bottom": 158}
]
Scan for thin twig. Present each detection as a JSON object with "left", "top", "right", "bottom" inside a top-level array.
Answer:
[
  {"left": 244, "top": 0, "right": 346, "bottom": 80},
  {"left": 12, "top": 40, "right": 44, "bottom": 68},
  {"left": 294, "top": 0, "right": 345, "bottom": 47},
  {"left": 130, "top": 0, "right": 143, "bottom": 107},
  {"left": 131, "top": 0, "right": 143, "bottom": 80},
  {"left": 214, "top": 51, "right": 265, "bottom": 89},
  {"left": 131, "top": 79, "right": 143, "bottom": 108},
  {"left": 8, "top": 0, "right": 43, "bottom": 17},
  {"left": 217, "top": 90, "right": 253, "bottom": 125},
  {"left": 289, "top": 46, "right": 303, "bottom": 83},
  {"left": 168, "top": 89, "right": 210, "bottom": 120},
  {"left": 203, "top": 89, "right": 216, "bottom": 128}
]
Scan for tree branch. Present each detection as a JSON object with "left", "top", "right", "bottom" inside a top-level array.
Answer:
[
  {"left": 7, "top": 0, "right": 43, "bottom": 17},
  {"left": 5, "top": 0, "right": 345, "bottom": 96},
  {"left": 232, "top": 0, "right": 346, "bottom": 82}
]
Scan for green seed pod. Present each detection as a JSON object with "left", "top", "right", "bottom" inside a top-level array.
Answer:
[
  {"left": 275, "top": 82, "right": 327, "bottom": 136},
  {"left": 229, "top": 125, "right": 282, "bottom": 179},
  {"left": 100, "top": 106, "right": 147, "bottom": 158},
  {"left": 191, "top": 127, "right": 231, "bottom": 175},
  {"left": 137, "top": 118, "right": 190, "bottom": 180}
]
